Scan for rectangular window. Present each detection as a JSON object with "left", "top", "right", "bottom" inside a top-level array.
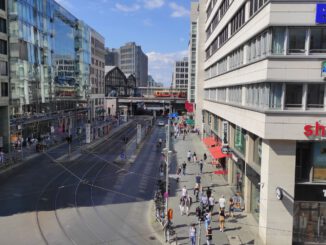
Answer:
[
  {"left": 272, "top": 27, "right": 285, "bottom": 54},
  {"left": 253, "top": 136, "right": 262, "bottom": 166},
  {"left": 285, "top": 84, "right": 303, "bottom": 108},
  {"left": 269, "top": 83, "right": 282, "bottom": 109},
  {"left": 234, "top": 126, "right": 246, "bottom": 155},
  {"left": 310, "top": 28, "right": 326, "bottom": 53},
  {"left": 0, "top": 60, "right": 7, "bottom": 75},
  {"left": 288, "top": 28, "right": 306, "bottom": 54},
  {"left": 307, "top": 84, "right": 324, "bottom": 109},
  {"left": 0, "top": 18, "right": 6, "bottom": 34},
  {"left": 1, "top": 82, "right": 8, "bottom": 96},
  {"left": 0, "top": 0, "right": 4, "bottom": 11},
  {"left": 0, "top": 39, "right": 7, "bottom": 55}
]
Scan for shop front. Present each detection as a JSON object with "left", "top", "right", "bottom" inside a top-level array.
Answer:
[
  {"left": 246, "top": 164, "right": 261, "bottom": 222},
  {"left": 231, "top": 153, "right": 245, "bottom": 198},
  {"left": 293, "top": 184, "right": 326, "bottom": 244}
]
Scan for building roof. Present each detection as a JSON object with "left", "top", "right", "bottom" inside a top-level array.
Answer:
[{"left": 105, "top": 66, "right": 116, "bottom": 74}]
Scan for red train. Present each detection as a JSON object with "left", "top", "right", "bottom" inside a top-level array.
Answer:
[{"left": 154, "top": 90, "right": 187, "bottom": 98}]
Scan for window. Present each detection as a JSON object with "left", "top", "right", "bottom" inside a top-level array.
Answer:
[
  {"left": 272, "top": 27, "right": 285, "bottom": 54},
  {"left": 218, "top": 26, "right": 229, "bottom": 47},
  {"left": 0, "top": 39, "right": 6, "bottom": 55},
  {"left": 285, "top": 84, "right": 303, "bottom": 108},
  {"left": 234, "top": 126, "right": 246, "bottom": 155},
  {"left": 230, "top": 6, "right": 245, "bottom": 35},
  {"left": 1, "top": 82, "right": 8, "bottom": 97},
  {"left": 307, "top": 84, "right": 324, "bottom": 109},
  {"left": 269, "top": 83, "right": 282, "bottom": 109},
  {"left": 253, "top": 136, "right": 262, "bottom": 166},
  {"left": 0, "top": 0, "right": 4, "bottom": 11},
  {"left": 288, "top": 28, "right": 306, "bottom": 54},
  {"left": 249, "top": 0, "right": 269, "bottom": 17},
  {"left": 0, "top": 18, "right": 6, "bottom": 34},
  {"left": 310, "top": 28, "right": 326, "bottom": 53},
  {"left": 0, "top": 60, "right": 7, "bottom": 75}
]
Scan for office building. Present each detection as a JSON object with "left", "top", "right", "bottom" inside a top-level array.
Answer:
[
  {"left": 105, "top": 48, "right": 119, "bottom": 66},
  {"left": 147, "top": 75, "right": 163, "bottom": 87},
  {"left": 172, "top": 57, "right": 188, "bottom": 89},
  {"left": 119, "top": 42, "right": 148, "bottom": 87},
  {"left": 196, "top": 0, "right": 326, "bottom": 244},
  {"left": 0, "top": 0, "right": 9, "bottom": 151},
  {"left": 90, "top": 29, "right": 105, "bottom": 121},
  {"left": 188, "top": 2, "right": 199, "bottom": 103},
  {"left": 8, "top": 0, "right": 94, "bottom": 149}
]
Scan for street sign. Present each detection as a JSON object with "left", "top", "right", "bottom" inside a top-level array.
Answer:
[
  {"left": 316, "top": 4, "right": 326, "bottom": 24},
  {"left": 168, "top": 113, "right": 178, "bottom": 119}
]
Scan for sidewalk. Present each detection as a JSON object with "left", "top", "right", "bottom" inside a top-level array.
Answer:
[{"left": 152, "top": 132, "right": 259, "bottom": 245}]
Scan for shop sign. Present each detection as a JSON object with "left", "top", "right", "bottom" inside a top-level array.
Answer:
[
  {"left": 304, "top": 122, "right": 326, "bottom": 137},
  {"left": 295, "top": 184, "right": 326, "bottom": 201},
  {"left": 222, "top": 121, "right": 229, "bottom": 146},
  {"left": 316, "top": 4, "right": 326, "bottom": 24},
  {"left": 322, "top": 61, "right": 326, "bottom": 77}
]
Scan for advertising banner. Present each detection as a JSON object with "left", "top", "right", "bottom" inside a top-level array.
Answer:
[{"left": 222, "top": 121, "right": 229, "bottom": 146}]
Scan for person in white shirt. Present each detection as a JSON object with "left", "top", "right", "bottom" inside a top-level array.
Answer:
[
  {"left": 182, "top": 186, "right": 188, "bottom": 197},
  {"left": 187, "top": 150, "right": 192, "bottom": 162},
  {"left": 219, "top": 195, "right": 226, "bottom": 211},
  {"left": 208, "top": 195, "right": 215, "bottom": 212}
]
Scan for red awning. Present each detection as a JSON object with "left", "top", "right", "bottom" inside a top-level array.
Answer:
[
  {"left": 208, "top": 146, "right": 230, "bottom": 159},
  {"left": 213, "top": 170, "right": 228, "bottom": 175},
  {"left": 203, "top": 137, "right": 217, "bottom": 147}
]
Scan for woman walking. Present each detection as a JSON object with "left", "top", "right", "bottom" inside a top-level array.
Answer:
[{"left": 219, "top": 208, "right": 226, "bottom": 232}]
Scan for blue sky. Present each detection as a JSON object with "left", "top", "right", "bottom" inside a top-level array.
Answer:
[{"left": 56, "top": 0, "right": 191, "bottom": 86}]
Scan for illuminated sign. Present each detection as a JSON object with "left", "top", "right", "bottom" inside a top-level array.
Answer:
[{"left": 316, "top": 4, "right": 326, "bottom": 24}]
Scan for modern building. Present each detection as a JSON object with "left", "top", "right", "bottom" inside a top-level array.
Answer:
[
  {"left": 196, "top": 0, "right": 326, "bottom": 244},
  {"left": 90, "top": 29, "right": 105, "bottom": 121},
  {"left": 0, "top": 0, "right": 9, "bottom": 151},
  {"left": 7, "top": 0, "right": 95, "bottom": 150},
  {"left": 105, "top": 48, "right": 120, "bottom": 66},
  {"left": 119, "top": 42, "right": 148, "bottom": 87},
  {"left": 172, "top": 57, "right": 188, "bottom": 89},
  {"left": 188, "top": 2, "right": 199, "bottom": 103},
  {"left": 148, "top": 75, "right": 163, "bottom": 87}
]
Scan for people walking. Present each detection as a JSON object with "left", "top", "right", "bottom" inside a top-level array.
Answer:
[
  {"left": 219, "top": 195, "right": 226, "bottom": 211},
  {"left": 219, "top": 208, "right": 226, "bottom": 232},
  {"left": 181, "top": 186, "right": 188, "bottom": 197},
  {"left": 205, "top": 211, "right": 212, "bottom": 231},
  {"left": 208, "top": 194, "right": 215, "bottom": 212},
  {"left": 206, "top": 187, "right": 212, "bottom": 199},
  {"left": 203, "top": 153, "right": 207, "bottom": 162},
  {"left": 187, "top": 150, "right": 192, "bottom": 162},
  {"left": 185, "top": 195, "right": 192, "bottom": 216},
  {"left": 179, "top": 196, "right": 186, "bottom": 215},
  {"left": 229, "top": 197, "right": 235, "bottom": 217},
  {"left": 199, "top": 159, "right": 204, "bottom": 174},
  {"left": 189, "top": 224, "right": 196, "bottom": 245},
  {"left": 176, "top": 166, "right": 182, "bottom": 183},
  {"left": 193, "top": 152, "right": 197, "bottom": 163},
  {"left": 195, "top": 174, "right": 201, "bottom": 185},
  {"left": 182, "top": 161, "right": 187, "bottom": 175},
  {"left": 206, "top": 226, "right": 213, "bottom": 245},
  {"left": 194, "top": 182, "right": 200, "bottom": 202}
]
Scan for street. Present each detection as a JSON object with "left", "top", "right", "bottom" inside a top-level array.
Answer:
[{"left": 0, "top": 118, "right": 165, "bottom": 245}]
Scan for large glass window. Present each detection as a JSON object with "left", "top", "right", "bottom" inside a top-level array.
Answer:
[
  {"left": 307, "top": 84, "right": 324, "bottom": 109},
  {"left": 0, "top": 18, "right": 6, "bottom": 34},
  {"left": 0, "top": 39, "right": 7, "bottom": 55},
  {"left": 0, "top": 60, "right": 7, "bottom": 76},
  {"left": 285, "top": 84, "right": 303, "bottom": 108},
  {"left": 269, "top": 83, "right": 282, "bottom": 109},
  {"left": 0, "top": 0, "right": 5, "bottom": 11},
  {"left": 272, "top": 27, "right": 285, "bottom": 54},
  {"left": 234, "top": 126, "right": 246, "bottom": 155},
  {"left": 288, "top": 28, "right": 306, "bottom": 54},
  {"left": 310, "top": 28, "right": 326, "bottom": 53},
  {"left": 253, "top": 136, "right": 262, "bottom": 166},
  {"left": 1, "top": 82, "right": 8, "bottom": 97}
]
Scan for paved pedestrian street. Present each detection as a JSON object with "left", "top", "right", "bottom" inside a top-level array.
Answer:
[{"left": 152, "top": 132, "right": 260, "bottom": 245}]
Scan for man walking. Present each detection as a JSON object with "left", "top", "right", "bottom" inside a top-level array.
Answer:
[
  {"left": 199, "top": 159, "right": 204, "bottom": 174},
  {"left": 189, "top": 224, "right": 196, "bottom": 245},
  {"left": 182, "top": 161, "right": 187, "bottom": 175},
  {"left": 219, "top": 195, "right": 226, "bottom": 211},
  {"left": 187, "top": 150, "right": 192, "bottom": 162}
]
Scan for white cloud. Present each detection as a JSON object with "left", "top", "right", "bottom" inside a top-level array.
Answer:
[
  {"left": 146, "top": 50, "right": 188, "bottom": 86},
  {"left": 169, "top": 2, "right": 190, "bottom": 18},
  {"left": 143, "top": 0, "right": 165, "bottom": 9},
  {"left": 115, "top": 3, "right": 141, "bottom": 12}
]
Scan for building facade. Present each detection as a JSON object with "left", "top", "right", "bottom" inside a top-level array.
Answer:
[
  {"left": 105, "top": 48, "right": 119, "bottom": 66},
  {"left": 119, "top": 42, "right": 148, "bottom": 87},
  {"left": 0, "top": 0, "right": 9, "bottom": 151},
  {"left": 196, "top": 0, "right": 326, "bottom": 244},
  {"left": 188, "top": 2, "right": 199, "bottom": 103},
  {"left": 172, "top": 57, "right": 188, "bottom": 89},
  {"left": 90, "top": 29, "right": 105, "bottom": 121}
]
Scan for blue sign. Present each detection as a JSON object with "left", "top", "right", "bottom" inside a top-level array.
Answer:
[
  {"left": 316, "top": 4, "right": 326, "bottom": 24},
  {"left": 168, "top": 113, "right": 178, "bottom": 119},
  {"left": 120, "top": 152, "right": 126, "bottom": 160}
]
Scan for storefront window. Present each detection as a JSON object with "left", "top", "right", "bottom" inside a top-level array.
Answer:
[
  {"left": 234, "top": 126, "right": 246, "bottom": 155},
  {"left": 312, "top": 142, "right": 326, "bottom": 182},
  {"left": 233, "top": 158, "right": 245, "bottom": 197},
  {"left": 293, "top": 202, "right": 326, "bottom": 244},
  {"left": 251, "top": 182, "right": 260, "bottom": 221}
]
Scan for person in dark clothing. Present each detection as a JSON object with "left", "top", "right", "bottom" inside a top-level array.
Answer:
[
  {"left": 203, "top": 153, "right": 207, "bottom": 161},
  {"left": 206, "top": 187, "right": 212, "bottom": 199},
  {"left": 182, "top": 161, "right": 187, "bottom": 175}
]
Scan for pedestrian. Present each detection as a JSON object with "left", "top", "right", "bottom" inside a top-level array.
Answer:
[
  {"left": 179, "top": 196, "right": 186, "bottom": 215},
  {"left": 199, "top": 159, "right": 204, "bottom": 174},
  {"left": 205, "top": 211, "right": 212, "bottom": 231},
  {"left": 229, "top": 197, "right": 235, "bottom": 217},
  {"left": 219, "top": 208, "right": 226, "bottom": 232},
  {"left": 195, "top": 174, "right": 201, "bottom": 185},
  {"left": 201, "top": 193, "right": 209, "bottom": 210},
  {"left": 187, "top": 150, "right": 192, "bottom": 162},
  {"left": 203, "top": 153, "right": 207, "bottom": 162},
  {"left": 185, "top": 195, "right": 192, "bottom": 216},
  {"left": 206, "top": 226, "right": 213, "bottom": 245},
  {"left": 206, "top": 187, "right": 212, "bottom": 199},
  {"left": 176, "top": 166, "right": 182, "bottom": 183},
  {"left": 189, "top": 224, "right": 196, "bottom": 245},
  {"left": 181, "top": 185, "right": 188, "bottom": 197},
  {"left": 182, "top": 161, "right": 187, "bottom": 175},
  {"left": 194, "top": 182, "right": 200, "bottom": 201},
  {"left": 219, "top": 195, "right": 226, "bottom": 211},
  {"left": 208, "top": 194, "right": 215, "bottom": 212},
  {"left": 162, "top": 217, "right": 169, "bottom": 242},
  {"left": 193, "top": 152, "right": 197, "bottom": 163}
]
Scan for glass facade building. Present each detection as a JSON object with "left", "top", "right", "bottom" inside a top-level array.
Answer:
[{"left": 8, "top": 0, "right": 91, "bottom": 114}]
